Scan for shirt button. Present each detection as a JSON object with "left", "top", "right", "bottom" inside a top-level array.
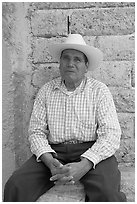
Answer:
[{"left": 68, "top": 108, "right": 71, "bottom": 113}]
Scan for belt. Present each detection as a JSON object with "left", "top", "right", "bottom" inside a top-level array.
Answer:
[
  {"left": 50, "top": 140, "right": 96, "bottom": 145},
  {"left": 60, "top": 140, "right": 84, "bottom": 144}
]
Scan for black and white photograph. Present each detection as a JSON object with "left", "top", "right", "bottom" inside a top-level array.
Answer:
[{"left": 2, "top": 1, "right": 135, "bottom": 202}]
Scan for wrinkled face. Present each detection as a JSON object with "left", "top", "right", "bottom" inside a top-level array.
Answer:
[{"left": 59, "top": 49, "right": 88, "bottom": 83}]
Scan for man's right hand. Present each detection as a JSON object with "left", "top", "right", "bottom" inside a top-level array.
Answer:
[
  {"left": 40, "top": 153, "right": 71, "bottom": 181},
  {"left": 40, "top": 153, "right": 63, "bottom": 176}
]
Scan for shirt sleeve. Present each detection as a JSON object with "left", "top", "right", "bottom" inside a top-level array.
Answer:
[
  {"left": 81, "top": 85, "right": 121, "bottom": 168},
  {"left": 28, "top": 86, "right": 56, "bottom": 162}
]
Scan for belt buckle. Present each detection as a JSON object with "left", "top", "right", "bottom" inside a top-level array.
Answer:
[{"left": 64, "top": 140, "right": 81, "bottom": 144}]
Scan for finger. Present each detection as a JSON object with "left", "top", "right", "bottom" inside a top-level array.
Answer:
[
  {"left": 50, "top": 174, "right": 61, "bottom": 181},
  {"left": 60, "top": 176, "right": 74, "bottom": 182},
  {"left": 50, "top": 173, "right": 69, "bottom": 181},
  {"left": 50, "top": 165, "right": 72, "bottom": 180},
  {"left": 59, "top": 166, "right": 71, "bottom": 174},
  {"left": 53, "top": 166, "right": 71, "bottom": 176},
  {"left": 54, "top": 176, "right": 74, "bottom": 185},
  {"left": 67, "top": 180, "right": 75, "bottom": 185},
  {"left": 50, "top": 174, "right": 73, "bottom": 182}
]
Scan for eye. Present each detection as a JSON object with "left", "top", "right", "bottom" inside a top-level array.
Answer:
[
  {"left": 61, "top": 55, "right": 69, "bottom": 61},
  {"left": 74, "top": 57, "right": 81, "bottom": 62}
]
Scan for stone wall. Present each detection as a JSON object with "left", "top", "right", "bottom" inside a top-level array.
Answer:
[{"left": 2, "top": 2, "right": 135, "bottom": 192}]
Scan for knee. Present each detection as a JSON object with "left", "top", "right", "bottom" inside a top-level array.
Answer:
[
  {"left": 85, "top": 186, "right": 115, "bottom": 202},
  {"left": 100, "top": 187, "right": 114, "bottom": 200},
  {"left": 5, "top": 172, "right": 20, "bottom": 191},
  {"left": 99, "top": 187, "right": 125, "bottom": 202},
  {"left": 4, "top": 172, "right": 22, "bottom": 202}
]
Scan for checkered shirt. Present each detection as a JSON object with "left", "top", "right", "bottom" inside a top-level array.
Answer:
[{"left": 28, "top": 76, "right": 121, "bottom": 168}]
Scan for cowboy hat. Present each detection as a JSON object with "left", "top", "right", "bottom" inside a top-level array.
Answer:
[{"left": 48, "top": 34, "right": 103, "bottom": 71}]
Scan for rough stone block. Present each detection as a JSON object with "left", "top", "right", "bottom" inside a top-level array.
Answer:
[
  {"left": 30, "top": 2, "right": 135, "bottom": 10},
  {"left": 109, "top": 87, "right": 135, "bottom": 113},
  {"left": 118, "top": 113, "right": 135, "bottom": 139},
  {"left": 71, "top": 8, "right": 135, "bottom": 36},
  {"left": 32, "top": 37, "right": 66, "bottom": 63},
  {"left": 37, "top": 182, "right": 85, "bottom": 202},
  {"left": 116, "top": 139, "right": 135, "bottom": 164},
  {"left": 32, "top": 36, "right": 95, "bottom": 63},
  {"left": 89, "top": 61, "right": 133, "bottom": 88},
  {"left": 32, "top": 64, "right": 60, "bottom": 88},
  {"left": 31, "top": 10, "right": 69, "bottom": 36},
  {"left": 131, "top": 64, "right": 135, "bottom": 87},
  {"left": 97, "top": 34, "right": 135, "bottom": 61},
  {"left": 37, "top": 167, "right": 135, "bottom": 202}
]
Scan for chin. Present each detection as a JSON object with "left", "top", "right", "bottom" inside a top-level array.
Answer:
[{"left": 65, "top": 75, "right": 77, "bottom": 81}]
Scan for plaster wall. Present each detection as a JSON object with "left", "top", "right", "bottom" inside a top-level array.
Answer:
[{"left": 2, "top": 40, "right": 15, "bottom": 190}]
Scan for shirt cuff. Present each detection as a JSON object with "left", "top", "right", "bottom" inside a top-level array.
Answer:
[
  {"left": 35, "top": 147, "right": 56, "bottom": 162},
  {"left": 81, "top": 149, "right": 101, "bottom": 169}
]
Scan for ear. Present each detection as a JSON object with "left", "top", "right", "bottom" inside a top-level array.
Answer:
[{"left": 85, "top": 63, "right": 89, "bottom": 73}]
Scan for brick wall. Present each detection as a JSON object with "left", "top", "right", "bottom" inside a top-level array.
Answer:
[{"left": 2, "top": 2, "right": 135, "bottom": 190}]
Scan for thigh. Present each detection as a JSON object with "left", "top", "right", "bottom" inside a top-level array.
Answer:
[
  {"left": 80, "top": 156, "right": 125, "bottom": 201},
  {"left": 13, "top": 155, "right": 52, "bottom": 182},
  {"left": 6, "top": 155, "right": 54, "bottom": 201},
  {"left": 81, "top": 155, "right": 120, "bottom": 188}
]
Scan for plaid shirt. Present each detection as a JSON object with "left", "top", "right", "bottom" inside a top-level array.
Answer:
[{"left": 28, "top": 76, "right": 121, "bottom": 168}]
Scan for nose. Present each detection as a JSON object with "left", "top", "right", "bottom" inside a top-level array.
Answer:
[{"left": 68, "top": 59, "right": 74, "bottom": 67}]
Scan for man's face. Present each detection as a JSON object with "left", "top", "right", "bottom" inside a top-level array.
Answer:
[{"left": 59, "top": 49, "right": 88, "bottom": 83}]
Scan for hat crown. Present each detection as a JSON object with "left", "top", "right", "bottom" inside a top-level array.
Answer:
[{"left": 65, "top": 34, "right": 86, "bottom": 46}]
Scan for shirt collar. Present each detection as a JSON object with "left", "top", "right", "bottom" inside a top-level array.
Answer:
[
  {"left": 52, "top": 77, "right": 62, "bottom": 90},
  {"left": 53, "top": 76, "right": 87, "bottom": 94}
]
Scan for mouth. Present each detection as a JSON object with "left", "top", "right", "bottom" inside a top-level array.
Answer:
[{"left": 65, "top": 69, "right": 75, "bottom": 73}]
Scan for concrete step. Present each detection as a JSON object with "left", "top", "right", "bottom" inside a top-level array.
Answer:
[{"left": 37, "top": 166, "right": 135, "bottom": 202}]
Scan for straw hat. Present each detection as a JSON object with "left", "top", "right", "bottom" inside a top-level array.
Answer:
[{"left": 48, "top": 34, "right": 103, "bottom": 71}]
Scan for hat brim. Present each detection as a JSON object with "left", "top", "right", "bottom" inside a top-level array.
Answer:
[{"left": 48, "top": 43, "right": 103, "bottom": 71}]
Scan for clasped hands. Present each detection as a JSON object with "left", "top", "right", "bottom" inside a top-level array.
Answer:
[
  {"left": 50, "top": 159, "right": 76, "bottom": 185},
  {"left": 40, "top": 153, "right": 93, "bottom": 185}
]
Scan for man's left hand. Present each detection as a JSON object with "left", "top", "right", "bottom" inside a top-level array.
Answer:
[{"left": 50, "top": 158, "right": 93, "bottom": 185}]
